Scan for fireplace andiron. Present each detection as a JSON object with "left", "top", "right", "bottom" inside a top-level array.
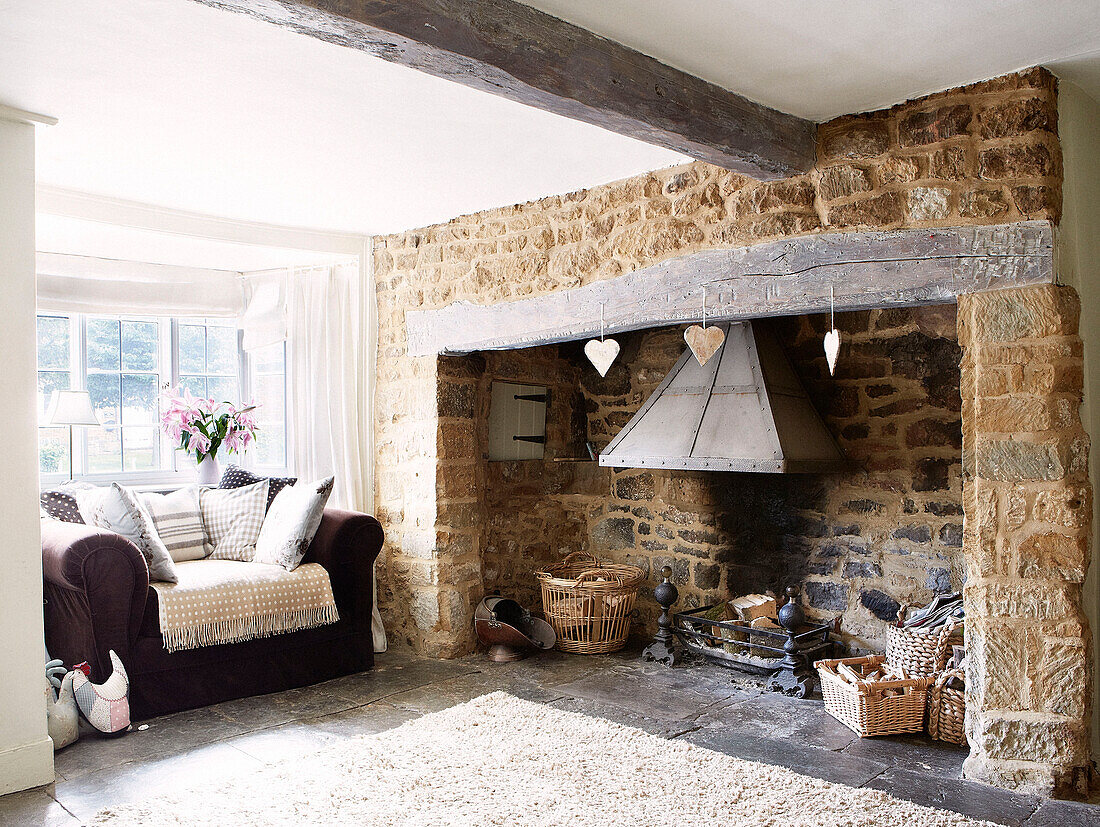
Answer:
[
  {"left": 641, "top": 566, "right": 679, "bottom": 666},
  {"left": 764, "top": 587, "right": 817, "bottom": 697}
]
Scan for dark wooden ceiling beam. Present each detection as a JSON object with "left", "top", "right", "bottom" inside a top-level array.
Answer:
[{"left": 192, "top": 0, "right": 816, "bottom": 179}]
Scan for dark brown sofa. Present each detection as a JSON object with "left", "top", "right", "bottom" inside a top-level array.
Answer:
[{"left": 42, "top": 508, "right": 383, "bottom": 720}]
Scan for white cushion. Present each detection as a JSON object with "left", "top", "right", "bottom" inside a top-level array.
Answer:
[
  {"left": 83, "top": 483, "right": 179, "bottom": 584},
  {"left": 141, "top": 487, "right": 206, "bottom": 563},
  {"left": 252, "top": 477, "right": 334, "bottom": 571},
  {"left": 200, "top": 480, "right": 269, "bottom": 561}
]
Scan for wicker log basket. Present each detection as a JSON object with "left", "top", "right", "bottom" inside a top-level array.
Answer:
[
  {"left": 886, "top": 615, "right": 962, "bottom": 677},
  {"left": 928, "top": 668, "right": 967, "bottom": 745},
  {"left": 536, "top": 551, "right": 644, "bottom": 654},
  {"left": 815, "top": 654, "right": 934, "bottom": 737}
]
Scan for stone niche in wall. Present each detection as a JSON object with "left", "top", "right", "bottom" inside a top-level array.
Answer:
[{"left": 472, "top": 304, "right": 964, "bottom": 654}]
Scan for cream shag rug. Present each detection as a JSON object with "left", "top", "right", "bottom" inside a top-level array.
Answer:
[{"left": 93, "top": 692, "right": 991, "bottom": 826}]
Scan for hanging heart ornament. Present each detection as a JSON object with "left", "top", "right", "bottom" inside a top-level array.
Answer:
[
  {"left": 684, "top": 325, "right": 725, "bottom": 366},
  {"left": 584, "top": 338, "right": 620, "bottom": 377},
  {"left": 824, "top": 328, "right": 841, "bottom": 376}
]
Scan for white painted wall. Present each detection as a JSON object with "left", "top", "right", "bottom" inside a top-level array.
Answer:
[
  {"left": 1056, "top": 80, "right": 1100, "bottom": 755},
  {"left": 0, "top": 115, "right": 53, "bottom": 794}
]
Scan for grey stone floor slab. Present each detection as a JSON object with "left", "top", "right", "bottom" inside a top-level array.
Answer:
[
  {"left": 4, "top": 645, "right": 1098, "bottom": 826},
  {"left": 1024, "top": 798, "right": 1100, "bottom": 827},
  {"left": 52, "top": 741, "right": 264, "bottom": 822},
  {"left": 683, "top": 727, "right": 890, "bottom": 788},
  {"left": 0, "top": 787, "right": 80, "bottom": 827},
  {"left": 863, "top": 767, "right": 1042, "bottom": 826},
  {"left": 841, "top": 731, "right": 968, "bottom": 778}
]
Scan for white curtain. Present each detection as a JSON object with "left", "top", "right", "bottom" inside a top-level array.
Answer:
[{"left": 287, "top": 254, "right": 386, "bottom": 653}]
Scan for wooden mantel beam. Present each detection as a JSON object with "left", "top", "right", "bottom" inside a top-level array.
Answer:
[
  {"left": 405, "top": 221, "right": 1054, "bottom": 356},
  {"left": 191, "top": 0, "right": 816, "bottom": 179}
]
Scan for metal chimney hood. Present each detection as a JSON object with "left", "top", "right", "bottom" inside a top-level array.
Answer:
[{"left": 599, "top": 322, "right": 846, "bottom": 473}]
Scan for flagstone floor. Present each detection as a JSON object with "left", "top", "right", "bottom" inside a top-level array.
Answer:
[{"left": 3, "top": 644, "right": 1096, "bottom": 825}]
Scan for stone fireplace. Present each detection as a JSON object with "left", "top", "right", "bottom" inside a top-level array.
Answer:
[{"left": 372, "top": 67, "right": 1093, "bottom": 797}]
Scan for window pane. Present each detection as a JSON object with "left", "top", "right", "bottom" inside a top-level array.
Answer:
[
  {"left": 87, "top": 318, "right": 121, "bottom": 371},
  {"left": 122, "top": 427, "right": 160, "bottom": 471},
  {"left": 254, "top": 423, "right": 285, "bottom": 467},
  {"left": 177, "top": 375, "right": 207, "bottom": 399},
  {"left": 207, "top": 376, "right": 239, "bottom": 405},
  {"left": 207, "top": 327, "right": 238, "bottom": 375},
  {"left": 87, "top": 426, "right": 122, "bottom": 474},
  {"left": 178, "top": 324, "right": 206, "bottom": 374},
  {"left": 39, "top": 427, "right": 69, "bottom": 475},
  {"left": 87, "top": 372, "right": 121, "bottom": 426},
  {"left": 38, "top": 371, "right": 71, "bottom": 418},
  {"left": 121, "top": 321, "right": 158, "bottom": 371},
  {"left": 121, "top": 373, "right": 159, "bottom": 426},
  {"left": 37, "top": 316, "right": 70, "bottom": 370},
  {"left": 251, "top": 342, "right": 284, "bottom": 374}
]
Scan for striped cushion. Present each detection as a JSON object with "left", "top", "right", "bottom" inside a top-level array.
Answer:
[
  {"left": 141, "top": 487, "right": 207, "bottom": 562},
  {"left": 199, "top": 480, "right": 269, "bottom": 561}
]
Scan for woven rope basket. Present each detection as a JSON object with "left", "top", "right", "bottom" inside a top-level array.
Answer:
[
  {"left": 928, "top": 668, "right": 967, "bottom": 745},
  {"left": 536, "top": 551, "right": 644, "bottom": 654},
  {"left": 886, "top": 616, "right": 961, "bottom": 677},
  {"left": 815, "top": 654, "right": 933, "bottom": 737}
]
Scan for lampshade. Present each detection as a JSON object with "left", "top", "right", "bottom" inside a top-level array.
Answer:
[{"left": 45, "top": 390, "right": 100, "bottom": 426}]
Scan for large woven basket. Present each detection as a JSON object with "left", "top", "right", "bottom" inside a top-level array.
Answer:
[
  {"left": 536, "top": 551, "right": 644, "bottom": 654},
  {"left": 886, "top": 616, "right": 961, "bottom": 677},
  {"left": 815, "top": 654, "right": 933, "bottom": 737},
  {"left": 928, "top": 669, "right": 967, "bottom": 745}
]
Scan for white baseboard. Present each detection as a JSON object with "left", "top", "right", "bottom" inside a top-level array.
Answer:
[{"left": 0, "top": 737, "right": 54, "bottom": 796}]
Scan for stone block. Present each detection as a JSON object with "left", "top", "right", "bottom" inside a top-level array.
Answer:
[
  {"left": 827, "top": 191, "right": 904, "bottom": 228},
  {"left": 805, "top": 581, "right": 848, "bottom": 611},
  {"left": 1012, "top": 184, "right": 1059, "bottom": 218},
  {"left": 906, "top": 418, "right": 962, "bottom": 449},
  {"left": 906, "top": 186, "right": 951, "bottom": 221},
  {"left": 818, "top": 118, "right": 890, "bottom": 160},
  {"left": 898, "top": 104, "right": 972, "bottom": 146},
  {"left": 965, "top": 581, "right": 1076, "bottom": 621},
  {"left": 410, "top": 588, "right": 441, "bottom": 632},
  {"left": 979, "top": 143, "right": 1056, "bottom": 181},
  {"left": 1028, "top": 634, "right": 1090, "bottom": 719},
  {"left": 958, "top": 188, "right": 1010, "bottom": 218},
  {"left": 930, "top": 146, "right": 970, "bottom": 180},
  {"left": 1016, "top": 532, "right": 1089, "bottom": 582},
  {"left": 877, "top": 155, "right": 922, "bottom": 184},
  {"left": 592, "top": 517, "right": 635, "bottom": 550},
  {"left": 860, "top": 589, "right": 901, "bottom": 621},
  {"left": 614, "top": 472, "right": 655, "bottom": 501},
  {"left": 913, "top": 458, "right": 953, "bottom": 491},
  {"left": 976, "top": 716, "right": 1090, "bottom": 765},
  {"left": 967, "top": 620, "right": 1028, "bottom": 711},
  {"left": 693, "top": 562, "right": 721, "bottom": 590},
  {"left": 819, "top": 164, "right": 872, "bottom": 200},
  {"left": 842, "top": 560, "right": 882, "bottom": 579},
  {"left": 1032, "top": 482, "right": 1092, "bottom": 529},
  {"left": 939, "top": 523, "right": 964, "bottom": 547},
  {"left": 892, "top": 525, "right": 932, "bottom": 543},
  {"left": 976, "top": 395, "right": 1074, "bottom": 434},
  {"left": 975, "top": 438, "right": 1068, "bottom": 482}
]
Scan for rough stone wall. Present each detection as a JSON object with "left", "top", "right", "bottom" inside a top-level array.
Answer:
[
  {"left": 958, "top": 283, "right": 1093, "bottom": 797},
  {"left": 467, "top": 307, "right": 964, "bottom": 653},
  {"left": 373, "top": 68, "right": 1061, "bottom": 654}
]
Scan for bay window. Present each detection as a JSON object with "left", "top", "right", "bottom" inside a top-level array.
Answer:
[{"left": 37, "top": 313, "right": 288, "bottom": 483}]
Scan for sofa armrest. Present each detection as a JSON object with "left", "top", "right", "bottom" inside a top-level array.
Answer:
[
  {"left": 303, "top": 509, "right": 384, "bottom": 644},
  {"left": 42, "top": 519, "right": 149, "bottom": 681}
]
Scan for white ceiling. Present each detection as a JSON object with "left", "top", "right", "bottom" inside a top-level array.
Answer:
[
  {"left": 0, "top": 0, "right": 686, "bottom": 244},
  {"left": 520, "top": 0, "right": 1100, "bottom": 120},
  {"left": 2, "top": 0, "right": 1099, "bottom": 271}
]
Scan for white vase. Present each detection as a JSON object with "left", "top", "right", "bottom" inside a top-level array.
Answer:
[{"left": 195, "top": 455, "right": 221, "bottom": 486}]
